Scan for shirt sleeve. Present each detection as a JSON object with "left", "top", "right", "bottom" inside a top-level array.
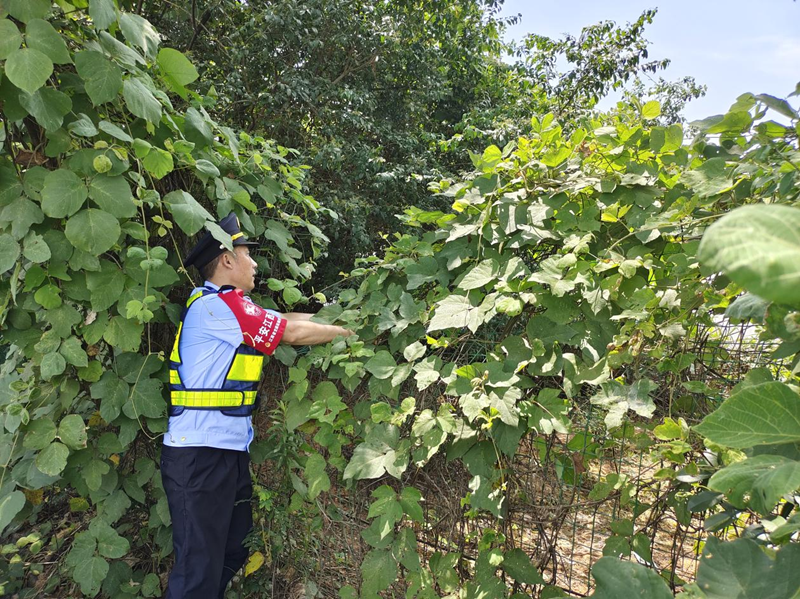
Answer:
[{"left": 217, "top": 288, "right": 287, "bottom": 355}]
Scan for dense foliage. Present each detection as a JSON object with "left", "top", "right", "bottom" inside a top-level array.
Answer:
[
  {"left": 139, "top": 1, "right": 702, "bottom": 282},
  {"left": 2, "top": 2, "right": 800, "bottom": 599}
]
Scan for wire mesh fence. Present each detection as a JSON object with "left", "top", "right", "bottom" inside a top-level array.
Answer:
[{"left": 251, "top": 315, "right": 782, "bottom": 597}]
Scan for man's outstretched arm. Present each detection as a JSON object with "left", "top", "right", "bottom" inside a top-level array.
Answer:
[{"left": 281, "top": 314, "right": 351, "bottom": 345}]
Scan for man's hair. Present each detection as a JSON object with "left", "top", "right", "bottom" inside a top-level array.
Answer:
[{"left": 198, "top": 254, "right": 223, "bottom": 281}]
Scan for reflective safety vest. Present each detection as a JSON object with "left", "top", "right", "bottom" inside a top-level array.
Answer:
[{"left": 168, "top": 287, "right": 264, "bottom": 417}]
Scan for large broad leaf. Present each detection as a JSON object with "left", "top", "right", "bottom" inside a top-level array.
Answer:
[
  {"left": 74, "top": 51, "right": 123, "bottom": 106},
  {"left": 89, "top": 0, "right": 117, "bottom": 30},
  {"left": 19, "top": 87, "right": 72, "bottom": 131},
  {"left": 502, "top": 549, "right": 544, "bottom": 585},
  {"left": 36, "top": 441, "right": 69, "bottom": 476},
  {"left": 5, "top": 0, "right": 50, "bottom": 23},
  {"left": 26, "top": 18, "right": 71, "bottom": 64},
  {"left": 0, "top": 234, "right": 21, "bottom": 273},
  {"left": 360, "top": 549, "right": 397, "bottom": 597},
  {"left": 459, "top": 258, "right": 499, "bottom": 290},
  {"left": 0, "top": 19, "right": 22, "bottom": 60},
  {"left": 588, "top": 557, "right": 672, "bottom": 599},
  {"left": 365, "top": 351, "right": 397, "bottom": 380},
  {"left": 694, "top": 382, "right": 800, "bottom": 448},
  {"left": 58, "top": 414, "right": 87, "bottom": 450},
  {"left": 590, "top": 379, "right": 657, "bottom": 428},
  {"left": 73, "top": 555, "right": 109, "bottom": 597},
  {"left": 304, "top": 453, "right": 330, "bottom": 501},
  {"left": 41, "top": 169, "right": 87, "bottom": 218},
  {"left": 0, "top": 196, "right": 44, "bottom": 239},
  {"left": 118, "top": 13, "right": 160, "bottom": 59},
  {"left": 157, "top": 47, "right": 198, "bottom": 97},
  {"left": 65, "top": 209, "right": 120, "bottom": 255},
  {"left": 122, "top": 78, "right": 162, "bottom": 123},
  {"left": 428, "top": 294, "right": 472, "bottom": 332},
  {"left": 708, "top": 455, "right": 800, "bottom": 515},
  {"left": 694, "top": 537, "right": 800, "bottom": 599},
  {"left": 5, "top": 47, "right": 53, "bottom": 94},
  {"left": 0, "top": 490, "right": 26, "bottom": 535},
  {"left": 699, "top": 204, "right": 800, "bottom": 305},
  {"left": 163, "top": 190, "right": 212, "bottom": 235},
  {"left": 86, "top": 260, "right": 126, "bottom": 311},
  {"left": 104, "top": 316, "right": 144, "bottom": 354},
  {"left": 89, "top": 174, "right": 135, "bottom": 218}
]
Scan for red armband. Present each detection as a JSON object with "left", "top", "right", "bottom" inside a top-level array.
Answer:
[{"left": 218, "top": 289, "right": 286, "bottom": 355}]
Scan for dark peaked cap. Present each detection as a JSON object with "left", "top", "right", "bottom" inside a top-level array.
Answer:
[{"left": 184, "top": 212, "right": 259, "bottom": 270}]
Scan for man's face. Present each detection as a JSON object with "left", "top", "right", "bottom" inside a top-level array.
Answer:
[{"left": 230, "top": 246, "right": 258, "bottom": 292}]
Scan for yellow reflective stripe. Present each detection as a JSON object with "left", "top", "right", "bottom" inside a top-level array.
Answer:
[
  {"left": 169, "top": 369, "right": 182, "bottom": 385},
  {"left": 171, "top": 390, "right": 257, "bottom": 408},
  {"left": 231, "top": 232, "right": 244, "bottom": 241},
  {"left": 226, "top": 354, "right": 263, "bottom": 381},
  {"left": 169, "top": 322, "right": 183, "bottom": 363},
  {"left": 185, "top": 291, "right": 205, "bottom": 308}
]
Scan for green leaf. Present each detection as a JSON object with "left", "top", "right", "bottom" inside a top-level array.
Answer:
[
  {"left": 360, "top": 549, "right": 397, "bottom": 597},
  {"left": 195, "top": 159, "right": 220, "bottom": 177},
  {"left": 89, "top": 174, "right": 136, "bottom": 218},
  {"left": 403, "top": 341, "right": 426, "bottom": 362},
  {"left": 587, "top": 557, "right": 672, "bottom": 598},
  {"left": 68, "top": 113, "right": 99, "bottom": 137},
  {"left": 118, "top": 13, "right": 160, "bottom": 59},
  {"left": 74, "top": 51, "right": 123, "bottom": 106},
  {"left": 122, "top": 78, "right": 162, "bottom": 123},
  {"left": 36, "top": 441, "right": 69, "bottom": 476},
  {"left": 0, "top": 19, "right": 22, "bottom": 60},
  {"left": 5, "top": 0, "right": 50, "bottom": 23},
  {"left": 0, "top": 491, "right": 26, "bottom": 534},
  {"left": 91, "top": 519, "right": 130, "bottom": 558},
  {"left": 142, "top": 147, "right": 174, "bottom": 179},
  {"left": 0, "top": 196, "right": 44, "bottom": 239},
  {"left": 60, "top": 336, "right": 89, "bottom": 368},
  {"left": 65, "top": 209, "right": 120, "bottom": 255},
  {"left": 91, "top": 371, "right": 130, "bottom": 423},
  {"left": 304, "top": 453, "right": 331, "bottom": 500},
  {"left": 365, "top": 351, "right": 397, "bottom": 380},
  {"left": 164, "top": 190, "right": 212, "bottom": 235},
  {"left": 0, "top": 234, "right": 21, "bottom": 273},
  {"left": 709, "top": 455, "right": 800, "bottom": 515},
  {"left": 680, "top": 157, "right": 733, "bottom": 198},
  {"left": 34, "top": 284, "right": 62, "bottom": 309},
  {"left": 41, "top": 351, "right": 67, "bottom": 379},
  {"left": 73, "top": 555, "right": 109, "bottom": 597},
  {"left": 694, "top": 537, "right": 800, "bottom": 599},
  {"left": 41, "top": 169, "right": 87, "bottom": 218},
  {"left": 343, "top": 439, "right": 400, "bottom": 480},
  {"left": 22, "top": 418, "right": 57, "bottom": 450},
  {"left": 503, "top": 548, "right": 544, "bottom": 585},
  {"left": 89, "top": 0, "right": 117, "bottom": 30},
  {"left": 695, "top": 382, "right": 800, "bottom": 448},
  {"left": 157, "top": 47, "right": 198, "bottom": 96},
  {"left": 699, "top": 205, "right": 800, "bottom": 305},
  {"left": 98, "top": 121, "right": 132, "bottom": 142},
  {"left": 428, "top": 294, "right": 471, "bottom": 332},
  {"left": 86, "top": 259, "right": 126, "bottom": 311},
  {"left": 126, "top": 377, "right": 165, "bottom": 419},
  {"left": 19, "top": 87, "right": 72, "bottom": 130},
  {"left": 642, "top": 100, "right": 661, "bottom": 120},
  {"left": 58, "top": 414, "right": 87, "bottom": 449},
  {"left": 459, "top": 258, "right": 498, "bottom": 290},
  {"left": 23, "top": 231, "right": 52, "bottom": 261},
  {"left": 103, "top": 316, "right": 144, "bottom": 353},
  {"left": 26, "top": 19, "right": 71, "bottom": 64},
  {"left": 756, "top": 94, "right": 798, "bottom": 119},
  {"left": 5, "top": 47, "right": 53, "bottom": 94}
]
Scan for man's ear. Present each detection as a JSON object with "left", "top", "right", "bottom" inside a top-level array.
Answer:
[{"left": 219, "top": 251, "right": 236, "bottom": 270}]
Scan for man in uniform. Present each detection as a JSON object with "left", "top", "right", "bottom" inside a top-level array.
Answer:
[{"left": 161, "top": 213, "right": 352, "bottom": 599}]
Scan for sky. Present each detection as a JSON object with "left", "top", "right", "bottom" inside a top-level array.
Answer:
[{"left": 497, "top": 0, "right": 800, "bottom": 122}]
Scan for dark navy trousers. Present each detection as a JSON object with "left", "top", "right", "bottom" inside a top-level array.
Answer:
[{"left": 161, "top": 445, "right": 253, "bottom": 599}]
